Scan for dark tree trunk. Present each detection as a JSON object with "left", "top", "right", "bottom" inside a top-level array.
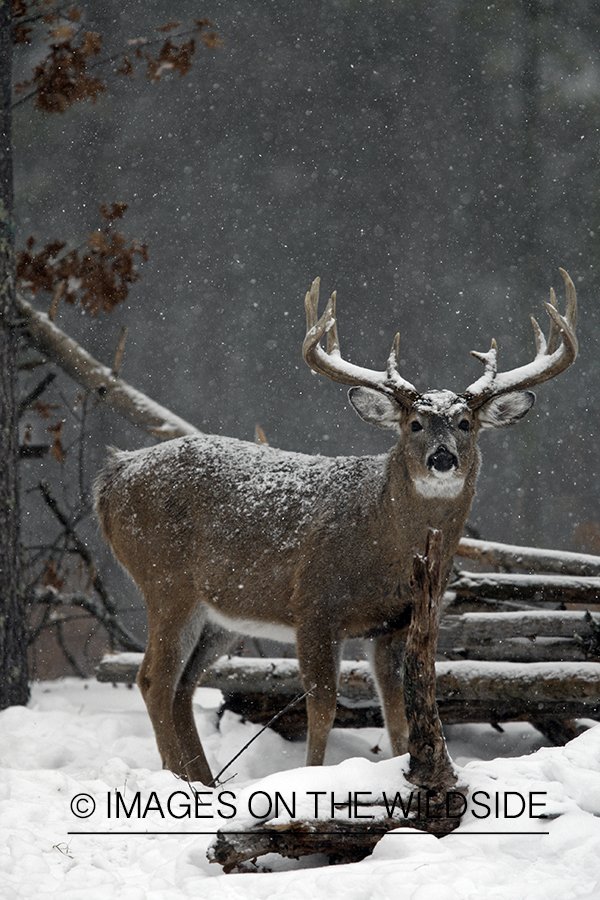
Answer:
[
  {"left": 405, "top": 529, "right": 457, "bottom": 796},
  {"left": 0, "top": 5, "right": 29, "bottom": 708}
]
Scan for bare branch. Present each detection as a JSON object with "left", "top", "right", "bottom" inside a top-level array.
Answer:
[
  {"left": 17, "top": 294, "right": 200, "bottom": 440},
  {"left": 38, "top": 479, "right": 114, "bottom": 613},
  {"left": 18, "top": 371, "right": 56, "bottom": 416},
  {"left": 32, "top": 588, "right": 145, "bottom": 653},
  {"left": 111, "top": 326, "right": 127, "bottom": 377}
]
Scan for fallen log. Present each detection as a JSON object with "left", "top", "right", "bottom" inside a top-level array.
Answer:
[
  {"left": 447, "top": 636, "right": 591, "bottom": 664},
  {"left": 438, "top": 609, "right": 600, "bottom": 663},
  {"left": 96, "top": 655, "right": 600, "bottom": 712},
  {"left": 449, "top": 571, "right": 600, "bottom": 605},
  {"left": 456, "top": 538, "right": 600, "bottom": 577},
  {"left": 209, "top": 819, "right": 425, "bottom": 872},
  {"left": 220, "top": 660, "right": 600, "bottom": 736},
  {"left": 96, "top": 609, "right": 600, "bottom": 685},
  {"left": 221, "top": 693, "right": 597, "bottom": 741},
  {"left": 445, "top": 609, "right": 600, "bottom": 641}
]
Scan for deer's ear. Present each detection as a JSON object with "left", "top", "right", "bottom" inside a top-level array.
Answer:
[
  {"left": 478, "top": 390, "right": 536, "bottom": 430},
  {"left": 348, "top": 387, "right": 404, "bottom": 430}
]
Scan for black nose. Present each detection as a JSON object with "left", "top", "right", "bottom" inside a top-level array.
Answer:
[{"left": 428, "top": 446, "right": 458, "bottom": 473}]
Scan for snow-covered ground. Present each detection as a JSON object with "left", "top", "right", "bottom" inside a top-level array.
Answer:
[{"left": 2, "top": 678, "right": 600, "bottom": 899}]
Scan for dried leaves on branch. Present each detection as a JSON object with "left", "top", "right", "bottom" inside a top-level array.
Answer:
[
  {"left": 13, "top": 1, "right": 223, "bottom": 113},
  {"left": 118, "top": 19, "right": 223, "bottom": 83},
  {"left": 17, "top": 203, "right": 148, "bottom": 317},
  {"left": 15, "top": 17, "right": 105, "bottom": 113}
]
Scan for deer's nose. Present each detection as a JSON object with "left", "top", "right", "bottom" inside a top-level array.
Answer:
[{"left": 427, "top": 445, "right": 458, "bottom": 473}]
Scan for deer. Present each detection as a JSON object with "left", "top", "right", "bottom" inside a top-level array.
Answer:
[{"left": 95, "top": 269, "right": 578, "bottom": 785}]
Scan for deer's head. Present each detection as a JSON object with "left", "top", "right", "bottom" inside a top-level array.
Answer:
[{"left": 303, "top": 270, "right": 577, "bottom": 499}]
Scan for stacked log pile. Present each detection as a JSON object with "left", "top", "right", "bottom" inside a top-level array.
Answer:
[
  {"left": 96, "top": 538, "right": 600, "bottom": 743},
  {"left": 95, "top": 536, "right": 600, "bottom": 867}
]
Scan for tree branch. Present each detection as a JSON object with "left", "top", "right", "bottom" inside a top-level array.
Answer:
[
  {"left": 38, "top": 479, "right": 116, "bottom": 614},
  {"left": 33, "top": 589, "right": 145, "bottom": 654},
  {"left": 16, "top": 293, "right": 200, "bottom": 440}
]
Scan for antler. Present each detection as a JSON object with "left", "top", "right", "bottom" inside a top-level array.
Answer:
[
  {"left": 302, "top": 277, "right": 419, "bottom": 403},
  {"left": 462, "top": 268, "right": 578, "bottom": 409}
]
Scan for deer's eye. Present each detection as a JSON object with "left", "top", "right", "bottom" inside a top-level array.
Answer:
[
  {"left": 458, "top": 419, "right": 471, "bottom": 432},
  {"left": 410, "top": 420, "right": 423, "bottom": 432}
]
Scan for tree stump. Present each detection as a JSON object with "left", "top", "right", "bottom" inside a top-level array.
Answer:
[{"left": 405, "top": 529, "right": 461, "bottom": 814}]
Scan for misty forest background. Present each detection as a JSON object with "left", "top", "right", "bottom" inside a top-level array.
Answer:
[{"left": 13, "top": 0, "right": 600, "bottom": 676}]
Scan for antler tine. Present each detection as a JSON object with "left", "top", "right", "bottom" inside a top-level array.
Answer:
[
  {"left": 462, "top": 269, "right": 578, "bottom": 409},
  {"left": 545, "top": 286, "right": 560, "bottom": 355},
  {"left": 303, "top": 278, "right": 344, "bottom": 379},
  {"left": 559, "top": 266, "right": 578, "bottom": 330},
  {"left": 326, "top": 291, "right": 341, "bottom": 356},
  {"left": 530, "top": 315, "right": 548, "bottom": 356},
  {"left": 302, "top": 278, "right": 419, "bottom": 400},
  {"left": 386, "top": 333, "right": 401, "bottom": 381},
  {"left": 304, "top": 276, "right": 320, "bottom": 331}
]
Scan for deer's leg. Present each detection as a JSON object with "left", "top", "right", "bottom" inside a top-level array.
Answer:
[
  {"left": 137, "top": 598, "right": 211, "bottom": 783},
  {"left": 296, "top": 622, "right": 342, "bottom": 767},
  {"left": 367, "top": 631, "right": 409, "bottom": 756},
  {"left": 172, "top": 621, "right": 234, "bottom": 784}
]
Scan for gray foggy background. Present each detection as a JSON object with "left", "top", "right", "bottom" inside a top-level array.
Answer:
[{"left": 13, "top": 0, "right": 600, "bottom": 659}]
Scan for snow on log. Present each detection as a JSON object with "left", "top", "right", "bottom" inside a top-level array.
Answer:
[
  {"left": 438, "top": 610, "right": 600, "bottom": 662},
  {"left": 96, "top": 651, "right": 600, "bottom": 739},
  {"left": 95, "top": 653, "right": 600, "bottom": 704},
  {"left": 96, "top": 610, "right": 600, "bottom": 684},
  {"left": 451, "top": 609, "right": 600, "bottom": 640},
  {"left": 17, "top": 294, "right": 200, "bottom": 440},
  {"left": 456, "top": 538, "right": 600, "bottom": 577},
  {"left": 449, "top": 571, "right": 600, "bottom": 604}
]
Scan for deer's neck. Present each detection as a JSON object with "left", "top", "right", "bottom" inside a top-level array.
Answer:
[{"left": 382, "top": 442, "right": 480, "bottom": 558}]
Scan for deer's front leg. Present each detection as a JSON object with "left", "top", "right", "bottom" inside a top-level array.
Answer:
[
  {"left": 295, "top": 621, "right": 342, "bottom": 767},
  {"left": 368, "top": 630, "right": 409, "bottom": 756}
]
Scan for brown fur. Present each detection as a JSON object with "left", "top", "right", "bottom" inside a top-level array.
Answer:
[
  {"left": 96, "top": 399, "right": 485, "bottom": 784},
  {"left": 96, "top": 272, "right": 577, "bottom": 784}
]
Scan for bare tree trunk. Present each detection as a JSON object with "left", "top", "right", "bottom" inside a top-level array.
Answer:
[
  {"left": 405, "top": 529, "right": 457, "bottom": 797},
  {"left": 0, "top": 6, "right": 29, "bottom": 708}
]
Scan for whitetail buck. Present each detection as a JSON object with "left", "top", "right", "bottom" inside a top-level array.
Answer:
[{"left": 95, "top": 270, "right": 577, "bottom": 785}]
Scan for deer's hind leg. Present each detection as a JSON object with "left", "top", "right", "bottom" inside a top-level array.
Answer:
[
  {"left": 172, "top": 620, "right": 234, "bottom": 784},
  {"left": 137, "top": 590, "right": 227, "bottom": 785}
]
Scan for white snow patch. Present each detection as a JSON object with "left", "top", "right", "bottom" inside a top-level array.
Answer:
[
  {"left": 1, "top": 678, "right": 600, "bottom": 898},
  {"left": 413, "top": 390, "right": 469, "bottom": 417}
]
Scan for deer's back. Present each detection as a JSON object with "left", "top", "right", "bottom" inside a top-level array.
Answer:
[{"left": 95, "top": 434, "right": 386, "bottom": 581}]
